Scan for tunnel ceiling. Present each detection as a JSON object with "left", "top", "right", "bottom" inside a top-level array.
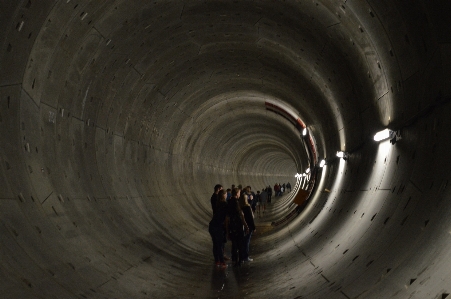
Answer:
[{"left": 1, "top": 0, "right": 451, "bottom": 298}]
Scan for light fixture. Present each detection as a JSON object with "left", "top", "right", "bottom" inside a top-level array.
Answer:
[
  {"left": 305, "top": 168, "right": 310, "bottom": 174},
  {"left": 336, "top": 151, "right": 349, "bottom": 161},
  {"left": 319, "top": 159, "right": 326, "bottom": 168},
  {"left": 295, "top": 173, "right": 302, "bottom": 178},
  {"left": 302, "top": 173, "right": 306, "bottom": 177},
  {"left": 373, "top": 128, "right": 393, "bottom": 142},
  {"left": 302, "top": 128, "right": 307, "bottom": 136}
]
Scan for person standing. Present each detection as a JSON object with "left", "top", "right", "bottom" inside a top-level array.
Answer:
[
  {"left": 252, "top": 191, "right": 260, "bottom": 213},
  {"left": 259, "top": 189, "right": 267, "bottom": 215},
  {"left": 239, "top": 192, "right": 256, "bottom": 262},
  {"left": 226, "top": 188, "right": 232, "bottom": 202},
  {"left": 227, "top": 188, "right": 249, "bottom": 266},
  {"left": 208, "top": 189, "right": 228, "bottom": 268},
  {"left": 244, "top": 186, "right": 254, "bottom": 210},
  {"left": 274, "top": 183, "right": 279, "bottom": 197},
  {"left": 248, "top": 186, "right": 257, "bottom": 212},
  {"left": 287, "top": 182, "right": 291, "bottom": 192},
  {"left": 267, "top": 185, "right": 272, "bottom": 203},
  {"left": 211, "top": 184, "right": 223, "bottom": 215}
]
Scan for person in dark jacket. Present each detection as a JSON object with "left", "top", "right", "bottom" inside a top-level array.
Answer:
[
  {"left": 210, "top": 184, "right": 223, "bottom": 215},
  {"left": 239, "top": 191, "right": 256, "bottom": 262},
  {"left": 244, "top": 186, "right": 255, "bottom": 208},
  {"left": 274, "top": 183, "right": 280, "bottom": 197},
  {"left": 252, "top": 191, "right": 260, "bottom": 213},
  {"left": 286, "top": 182, "right": 291, "bottom": 192},
  {"left": 226, "top": 188, "right": 232, "bottom": 202},
  {"left": 267, "top": 185, "right": 272, "bottom": 203},
  {"left": 259, "top": 189, "right": 267, "bottom": 215},
  {"left": 227, "top": 188, "right": 249, "bottom": 266},
  {"left": 209, "top": 189, "right": 228, "bottom": 268}
]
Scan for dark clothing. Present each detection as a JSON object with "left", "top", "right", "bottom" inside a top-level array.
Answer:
[
  {"left": 227, "top": 197, "right": 239, "bottom": 215},
  {"left": 230, "top": 233, "right": 245, "bottom": 263},
  {"left": 227, "top": 197, "right": 245, "bottom": 264},
  {"left": 209, "top": 224, "right": 224, "bottom": 263},
  {"left": 260, "top": 190, "right": 267, "bottom": 203},
  {"left": 245, "top": 192, "right": 254, "bottom": 208},
  {"left": 227, "top": 198, "right": 243, "bottom": 236},
  {"left": 274, "top": 184, "right": 280, "bottom": 196},
  {"left": 211, "top": 193, "right": 219, "bottom": 214},
  {"left": 210, "top": 201, "right": 228, "bottom": 227},
  {"left": 242, "top": 206, "right": 255, "bottom": 231},
  {"left": 266, "top": 187, "right": 272, "bottom": 195},
  {"left": 241, "top": 206, "right": 255, "bottom": 260},
  {"left": 252, "top": 193, "right": 259, "bottom": 212},
  {"left": 209, "top": 201, "right": 228, "bottom": 263},
  {"left": 267, "top": 187, "right": 272, "bottom": 203}
]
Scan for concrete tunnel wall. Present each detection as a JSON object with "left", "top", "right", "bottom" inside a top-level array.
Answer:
[{"left": 1, "top": 0, "right": 451, "bottom": 298}]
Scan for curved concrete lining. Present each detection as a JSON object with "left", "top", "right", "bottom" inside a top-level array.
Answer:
[{"left": 1, "top": 1, "right": 451, "bottom": 298}]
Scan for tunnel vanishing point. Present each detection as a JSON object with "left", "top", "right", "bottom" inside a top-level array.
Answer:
[{"left": 1, "top": 1, "right": 451, "bottom": 298}]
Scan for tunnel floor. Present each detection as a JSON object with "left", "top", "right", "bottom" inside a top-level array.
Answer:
[
  {"left": 55, "top": 193, "right": 297, "bottom": 299},
  {"left": 97, "top": 192, "right": 296, "bottom": 299}
]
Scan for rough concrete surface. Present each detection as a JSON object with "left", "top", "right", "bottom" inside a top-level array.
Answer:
[{"left": 1, "top": 1, "right": 451, "bottom": 298}]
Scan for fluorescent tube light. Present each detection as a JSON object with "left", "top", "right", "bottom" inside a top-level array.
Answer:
[{"left": 374, "top": 129, "right": 392, "bottom": 142}]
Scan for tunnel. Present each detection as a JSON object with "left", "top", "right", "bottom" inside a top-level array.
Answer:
[{"left": 1, "top": 0, "right": 451, "bottom": 298}]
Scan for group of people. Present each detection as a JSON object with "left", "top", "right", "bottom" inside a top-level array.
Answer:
[
  {"left": 208, "top": 182, "right": 292, "bottom": 268},
  {"left": 209, "top": 184, "right": 264, "bottom": 268},
  {"left": 273, "top": 182, "right": 291, "bottom": 197}
]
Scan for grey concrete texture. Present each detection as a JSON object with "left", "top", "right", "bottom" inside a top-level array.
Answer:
[{"left": 1, "top": 0, "right": 451, "bottom": 298}]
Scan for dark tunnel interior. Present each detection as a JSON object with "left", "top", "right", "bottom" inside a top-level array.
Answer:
[{"left": 1, "top": 1, "right": 451, "bottom": 298}]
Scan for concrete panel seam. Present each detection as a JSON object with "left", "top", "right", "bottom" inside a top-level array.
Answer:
[
  {"left": 40, "top": 191, "right": 53, "bottom": 205},
  {"left": 21, "top": 87, "right": 39, "bottom": 109}
]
